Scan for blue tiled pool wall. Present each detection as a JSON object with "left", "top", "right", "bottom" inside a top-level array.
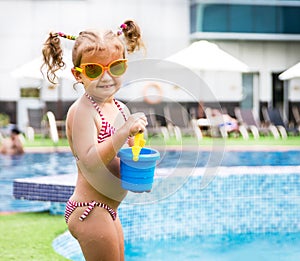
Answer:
[
  {"left": 119, "top": 173, "right": 300, "bottom": 243},
  {"left": 14, "top": 182, "right": 74, "bottom": 203},
  {"left": 50, "top": 172, "right": 300, "bottom": 244}
]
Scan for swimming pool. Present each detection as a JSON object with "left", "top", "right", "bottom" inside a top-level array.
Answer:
[
  {"left": 53, "top": 231, "right": 300, "bottom": 261},
  {"left": 124, "top": 233, "right": 300, "bottom": 261},
  {"left": 2, "top": 149, "right": 300, "bottom": 212},
  {"left": 2, "top": 149, "right": 300, "bottom": 260},
  {"left": 158, "top": 149, "right": 300, "bottom": 167},
  {"left": 52, "top": 165, "right": 300, "bottom": 260},
  {"left": 51, "top": 149, "right": 300, "bottom": 261},
  {"left": 0, "top": 152, "right": 76, "bottom": 212}
]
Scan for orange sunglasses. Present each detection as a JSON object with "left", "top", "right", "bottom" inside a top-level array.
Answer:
[{"left": 75, "top": 59, "right": 127, "bottom": 80}]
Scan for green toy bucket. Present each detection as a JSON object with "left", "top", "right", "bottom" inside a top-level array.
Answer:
[{"left": 118, "top": 147, "right": 160, "bottom": 192}]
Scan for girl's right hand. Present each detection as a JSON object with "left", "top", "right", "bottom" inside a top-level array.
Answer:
[{"left": 125, "top": 112, "right": 148, "bottom": 137}]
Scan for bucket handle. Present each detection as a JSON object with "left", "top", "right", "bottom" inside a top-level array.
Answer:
[{"left": 132, "top": 133, "right": 146, "bottom": 161}]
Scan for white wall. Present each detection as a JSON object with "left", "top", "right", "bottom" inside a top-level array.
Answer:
[
  {"left": 199, "top": 71, "right": 243, "bottom": 102},
  {"left": 289, "top": 79, "right": 300, "bottom": 101},
  {"left": 218, "top": 41, "right": 300, "bottom": 103},
  {"left": 0, "top": 0, "right": 189, "bottom": 101},
  {"left": 1, "top": 0, "right": 300, "bottom": 109},
  {"left": 0, "top": 0, "right": 87, "bottom": 100}
]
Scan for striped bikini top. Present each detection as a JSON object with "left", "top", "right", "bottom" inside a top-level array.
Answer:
[{"left": 85, "top": 92, "right": 128, "bottom": 143}]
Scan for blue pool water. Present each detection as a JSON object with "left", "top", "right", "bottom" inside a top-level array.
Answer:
[
  {"left": 125, "top": 233, "right": 300, "bottom": 261},
  {"left": 1, "top": 150, "right": 300, "bottom": 212},
  {"left": 0, "top": 152, "right": 76, "bottom": 212},
  {"left": 2, "top": 150, "right": 300, "bottom": 260},
  {"left": 158, "top": 149, "right": 300, "bottom": 167},
  {"left": 53, "top": 231, "right": 300, "bottom": 261},
  {"left": 50, "top": 149, "right": 300, "bottom": 261}
]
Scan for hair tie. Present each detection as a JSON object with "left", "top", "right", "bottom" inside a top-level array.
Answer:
[
  {"left": 56, "top": 32, "right": 77, "bottom": 40},
  {"left": 120, "top": 24, "right": 127, "bottom": 29},
  {"left": 117, "top": 23, "right": 127, "bottom": 36}
]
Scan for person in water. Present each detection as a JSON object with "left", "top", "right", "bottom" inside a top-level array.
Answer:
[{"left": 0, "top": 128, "right": 24, "bottom": 155}]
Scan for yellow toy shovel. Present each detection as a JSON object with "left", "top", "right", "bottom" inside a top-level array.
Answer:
[{"left": 132, "top": 132, "right": 146, "bottom": 161}]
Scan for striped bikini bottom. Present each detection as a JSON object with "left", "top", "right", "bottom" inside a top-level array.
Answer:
[{"left": 65, "top": 200, "right": 117, "bottom": 223}]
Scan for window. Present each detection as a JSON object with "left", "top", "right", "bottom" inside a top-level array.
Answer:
[
  {"left": 20, "top": 88, "right": 40, "bottom": 98},
  {"left": 241, "top": 74, "right": 254, "bottom": 109},
  {"left": 191, "top": 3, "right": 300, "bottom": 34}
]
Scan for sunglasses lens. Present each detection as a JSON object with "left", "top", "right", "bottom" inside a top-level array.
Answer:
[
  {"left": 110, "top": 60, "right": 127, "bottom": 76},
  {"left": 85, "top": 64, "right": 103, "bottom": 79}
]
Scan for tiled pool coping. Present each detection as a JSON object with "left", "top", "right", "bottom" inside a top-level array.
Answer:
[{"left": 13, "top": 173, "right": 76, "bottom": 202}]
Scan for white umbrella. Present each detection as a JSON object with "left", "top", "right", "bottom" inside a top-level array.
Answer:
[
  {"left": 166, "top": 40, "right": 249, "bottom": 72},
  {"left": 279, "top": 62, "right": 300, "bottom": 80},
  {"left": 11, "top": 55, "right": 74, "bottom": 81}
]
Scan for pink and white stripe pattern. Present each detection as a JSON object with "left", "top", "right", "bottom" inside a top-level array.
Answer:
[
  {"left": 65, "top": 200, "right": 117, "bottom": 223},
  {"left": 85, "top": 92, "right": 127, "bottom": 143}
]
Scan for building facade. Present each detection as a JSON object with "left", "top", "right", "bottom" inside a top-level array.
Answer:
[
  {"left": 0, "top": 0, "right": 299, "bottom": 129},
  {"left": 190, "top": 0, "right": 300, "bottom": 121}
]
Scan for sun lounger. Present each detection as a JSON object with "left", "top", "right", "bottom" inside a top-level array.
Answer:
[
  {"left": 204, "top": 107, "right": 248, "bottom": 139},
  {"left": 27, "top": 108, "right": 47, "bottom": 139},
  {"left": 234, "top": 107, "right": 280, "bottom": 139},
  {"left": 262, "top": 107, "right": 299, "bottom": 138},
  {"left": 131, "top": 107, "right": 169, "bottom": 141},
  {"left": 292, "top": 106, "right": 300, "bottom": 132},
  {"left": 164, "top": 104, "right": 202, "bottom": 141}
]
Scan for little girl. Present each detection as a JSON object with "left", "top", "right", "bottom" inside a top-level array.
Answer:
[{"left": 42, "top": 20, "right": 147, "bottom": 260}]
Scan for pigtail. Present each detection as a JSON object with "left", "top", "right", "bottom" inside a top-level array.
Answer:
[
  {"left": 41, "top": 32, "right": 77, "bottom": 84},
  {"left": 118, "top": 20, "right": 145, "bottom": 54}
]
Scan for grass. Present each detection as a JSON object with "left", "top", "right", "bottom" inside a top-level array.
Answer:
[
  {"left": 0, "top": 136, "right": 71, "bottom": 260},
  {"left": 24, "top": 134, "right": 300, "bottom": 149},
  {"left": 147, "top": 135, "right": 300, "bottom": 148},
  {"left": 0, "top": 212, "right": 68, "bottom": 261},
  {"left": 24, "top": 137, "right": 70, "bottom": 148}
]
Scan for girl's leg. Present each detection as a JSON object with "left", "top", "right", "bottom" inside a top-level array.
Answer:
[
  {"left": 67, "top": 206, "right": 123, "bottom": 261},
  {"left": 115, "top": 216, "right": 125, "bottom": 261}
]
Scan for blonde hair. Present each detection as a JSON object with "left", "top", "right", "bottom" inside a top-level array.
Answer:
[{"left": 41, "top": 19, "right": 144, "bottom": 84}]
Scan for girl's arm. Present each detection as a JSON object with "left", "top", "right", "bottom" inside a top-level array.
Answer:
[{"left": 67, "top": 98, "right": 147, "bottom": 199}]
